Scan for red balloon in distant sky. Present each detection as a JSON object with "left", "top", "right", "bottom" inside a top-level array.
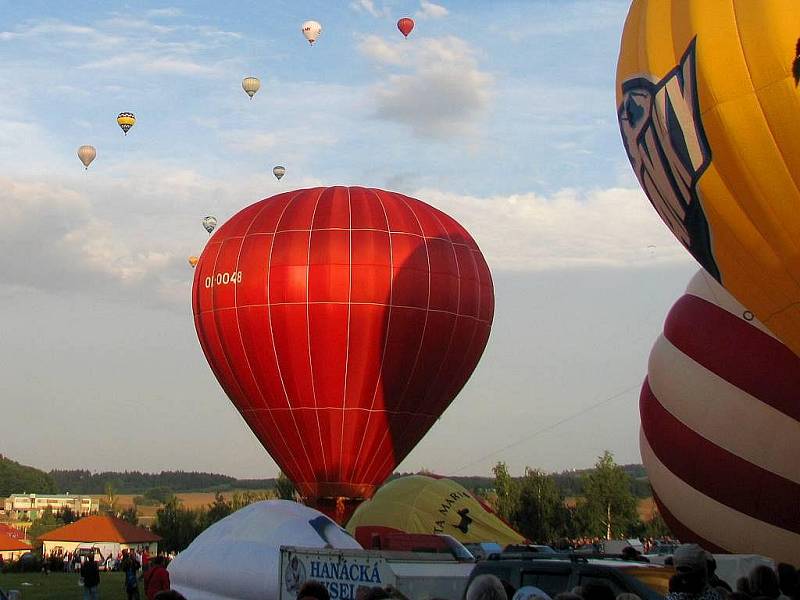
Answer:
[
  {"left": 397, "top": 17, "right": 415, "bottom": 38},
  {"left": 192, "top": 187, "right": 494, "bottom": 522}
]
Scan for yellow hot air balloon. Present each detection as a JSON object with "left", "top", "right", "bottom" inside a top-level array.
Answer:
[
  {"left": 117, "top": 112, "right": 135, "bottom": 135},
  {"left": 77, "top": 145, "right": 96, "bottom": 169},
  {"left": 242, "top": 77, "right": 260, "bottom": 99},
  {"left": 347, "top": 475, "right": 525, "bottom": 546},
  {"left": 616, "top": 1, "right": 800, "bottom": 356},
  {"left": 188, "top": 256, "right": 199, "bottom": 268}
]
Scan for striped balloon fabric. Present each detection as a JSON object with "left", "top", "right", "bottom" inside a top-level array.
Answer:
[{"left": 641, "top": 269, "right": 800, "bottom": 563}]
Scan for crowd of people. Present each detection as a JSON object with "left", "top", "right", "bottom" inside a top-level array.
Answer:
[
  {"left": 44, "top": 546, "right": 179, "bottom": 574},
  {"left": 42, "top": 547, "right": 185, "bottom": 600}
]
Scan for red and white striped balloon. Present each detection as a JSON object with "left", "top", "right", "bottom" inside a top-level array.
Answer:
[{"left": 641, "top": 270, "right": 800, "bottom": 563}]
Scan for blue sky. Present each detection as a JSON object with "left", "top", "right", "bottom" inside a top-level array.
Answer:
[{"left": 0, "top": 1, "right": 698, "bottom": 478}]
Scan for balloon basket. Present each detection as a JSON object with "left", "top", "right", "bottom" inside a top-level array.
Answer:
[{"left": 309, "top": 496, "right": 363, "bottom": 526}]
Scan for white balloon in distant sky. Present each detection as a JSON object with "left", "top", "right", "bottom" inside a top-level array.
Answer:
[
  {"left": 301, "top": 20, "right": 322, "bottom": 45},
  {"left": 202, "top": 216, "right": 218, "bottom": 234},
  {"left": 77, "top": 145, "right": 96, "bottom": 169},
  {"left": 241, "top": 77, "right": 260, "bottom": 99}
]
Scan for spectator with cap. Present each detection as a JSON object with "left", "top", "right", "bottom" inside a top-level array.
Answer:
[{"left": 665, "top": 544, "right": 724, "bottom": 600}]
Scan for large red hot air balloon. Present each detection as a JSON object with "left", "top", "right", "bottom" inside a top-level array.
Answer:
[
  {"left": 192, "top": 187, "right": 494, "bottom": 522},
  {"left": 397, "top": 17, "right": 414, "bottom": 38}
]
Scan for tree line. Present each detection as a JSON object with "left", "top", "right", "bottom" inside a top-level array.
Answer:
[
  {"left": 19, "top": 455, "right": 670, "bottom": 555},
  {"left": 490, "top": 451, "right": 669, "bottom": 543},
  {"left": 0, "top": 455, "right": 57, "bottom": 497}
]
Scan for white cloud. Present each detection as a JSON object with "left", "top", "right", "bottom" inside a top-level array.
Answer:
[
  {"left": 350, "top": 0, "right": 389, "bottom": 17},
  {"left": 79, "top": 53, "right": 224, "bottom": 76},
  {"left": 358, "top": 34, "right": 405, "bottom": 66},
  {"left": 0, "top": 170, "right": 229, "bottom": 306},
  {"left": 416, "top": 0, "right": 449, "bottom": 19},
  {"left": 358, "top": 35, "right": 492, "bottom": 138},
  {"left": 146, "top": 7, "right": 183, "bottom": 18},
  {"left": 0, "top": 21, "right": 123, "bottom": 48},
  {"left": 415, "top": 186, "right": 691, "bottom": 270}
]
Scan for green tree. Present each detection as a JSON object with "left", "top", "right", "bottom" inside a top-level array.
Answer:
[
  {"left": 60, "top": 506, "right": 76, "bottom": 524},
  {"left": 120, "top": 505, "right": 139, "bottom": 526},
  {"left": 153, "top": 497, "right": 203, "bottom": 553},
  {"left": 492, "top": 461, "right": 519, "bottom": 523},
  {"left": 144, "top": 487, "right": 176, "bottom": 505},
  {"left": 27, "top": 507, "right": 64, "bottom": 550},
  {"left": 581, "top": 451, "right": 638, "bottom": 539},
  {"left": 275, "top": 472, "right": 296, "bottom": 501},
  {"left": 204, "top": 492, "right": 233, "bottom": 527},
  {"left": 643, "top": 511, "right": 672, "bottom": 538},
  {"left": 230, "top": 490, "right": 274, "bottom": 511},
  {"left": 100, "top": 482, "right": 118, "bottom": 515},
  {"left": 514, "top": 468, "right": 568, "bottom": 543},
  {"left": 0, "top": 455, "right": 57, "bottom": 496}
]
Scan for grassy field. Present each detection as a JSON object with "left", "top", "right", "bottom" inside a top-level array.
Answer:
[{"left": 0, "top": 572, "right": 130, "bottom": 600}]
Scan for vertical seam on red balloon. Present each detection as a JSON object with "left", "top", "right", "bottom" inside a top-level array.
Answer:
[
  {"left": 207, "top": 236, "right": 251, "bottom": 408},
  {"left": 306, "top": 187, "right": 329, "bottom": 482},
  {"left": 365, "top": 204, "right": 463, "bottom": 483},
  {"left": 419, "top": 208, "right": 462, "bottom": 415},
  {"left": 349, "top": 188, "right": 394, "bottom": 486},
  {"left": 194, "top": 242, "right": 237, "bottom": 403},
  {"left": 267, "top": 190, "right": 318, "bottom": 489},
  {"left": 338, "top": 186, "right": 354, "bottom": 485},
  {"left": 360, "top": 192, "right": 431, "bottom": 486},
  {"left": 232, "top": 196, "right": 308, "bottom": 487},
  {"left": 435, "top": 246, "right": 485, "bottom": 444}
]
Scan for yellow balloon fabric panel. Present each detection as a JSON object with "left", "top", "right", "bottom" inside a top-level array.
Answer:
[{"left": 617, "top": 0, "right": 800, "bottom": 356}]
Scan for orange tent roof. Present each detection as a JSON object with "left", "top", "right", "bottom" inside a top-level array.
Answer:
[
  {"left": 0, "top": 531, "right": 30, "bottom": 552},
  {"left": 37, "top": 516, "right": 161, "bottom": 544}
]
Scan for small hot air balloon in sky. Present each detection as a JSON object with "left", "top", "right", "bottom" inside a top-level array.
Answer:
[
  {"left": 397, "top": 18, "right": 414, "bottom": 38},
  {"left": 188, "top": 256, "right": 199, "bottom": 268},
  {"left": 641, "top": 269, "right": 800, "bottom": 563},
  {"left": 192, "top": 187, "right": 494, "bottom": 524},
  {"left": 617, "top": 0, "right": 800, "bottom": 357},
  {"left": 117, "top": 112, "right": 135, "bottom": 135},
  {"left": 301, "top": 20, "right": 322, "bottom": 45},
  {"left": 242, "top": 77, "right": 260, "bottom": 99},
  {"left": 272, "top": 165, "right": 286, "bottom": 181},
  {"left": 77, "top": 145, "right": 96, "bottom": 170},
  {"left": 202, "top": 216, "right": 218, "bottom": 235}
]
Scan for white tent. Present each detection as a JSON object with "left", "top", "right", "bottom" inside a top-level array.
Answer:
[{"left": 169, "top": 500, "right": 362, "bottom": 600}]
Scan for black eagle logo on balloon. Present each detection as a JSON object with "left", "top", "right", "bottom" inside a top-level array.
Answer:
[{"left": 618, "top": 38, "right": 720, "bottom": 282}]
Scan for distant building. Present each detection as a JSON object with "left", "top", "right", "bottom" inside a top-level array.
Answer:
[
  {"left": 3, "top": 493, "right": 99, "bottom": 520},
  {"left": 38, "top": 515, "right": 161, "bottom": 558}
]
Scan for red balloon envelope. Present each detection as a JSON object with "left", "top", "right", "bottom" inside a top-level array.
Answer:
[
  {"left": 192, "top": 187, "right": 494, "bottom": 522},
  {"left": 397, "top": 17, "right": 414, "bottom": 38}
]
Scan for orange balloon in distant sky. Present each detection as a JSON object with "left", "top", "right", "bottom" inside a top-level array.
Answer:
[{"left": 397, "top": 18, "right": 414, "bottom": 38}]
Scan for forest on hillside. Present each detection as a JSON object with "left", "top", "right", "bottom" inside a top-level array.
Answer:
[{"left": 0, "top": 454, "right": 651, "bottom": 499}]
